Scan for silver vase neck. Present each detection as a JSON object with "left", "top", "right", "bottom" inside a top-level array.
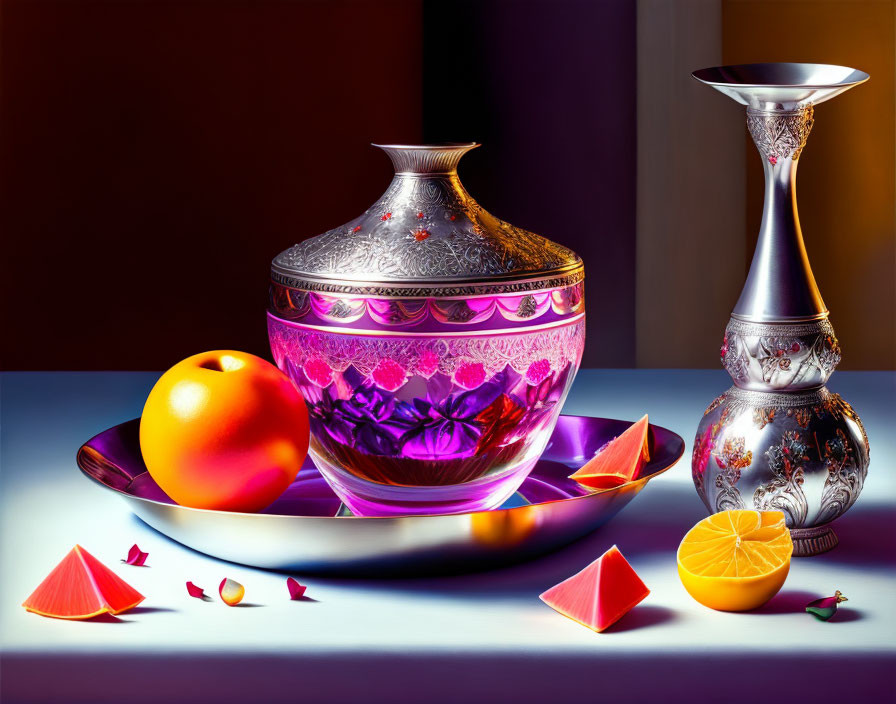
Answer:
[
  {"left": 372, "top": 144, "right": 476, "bottom": 207},
  {"left": 732, "top": 105, "right": 827, "bottom": 322},
  {"left": 373, "top": 143, "right": 479, "bottom": 176},
  {"left": 692, "top": 63, "right": 869, "bottom": 323}
]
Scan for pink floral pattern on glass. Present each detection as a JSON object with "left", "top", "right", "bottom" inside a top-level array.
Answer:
[
  {"left": 525, "top": 358, "right": 551, "bottom": 385},
  {"left": 303, "top": 358, "right": 333, "bottom": 388},
  {"left": 371, "top": 358, "right": 407, "bottom": 392},
  {"left": 417, "top": 349, "right": 440, "bottom": 378},
  {"left": 454, "top": 362, "right": 486, "bottom": 390}
]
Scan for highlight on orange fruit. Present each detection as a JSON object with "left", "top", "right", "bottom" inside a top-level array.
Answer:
[
  {"left": 140, "top": 350, "right": 309, "bottom": 513},
  {"left": 677, "top": 509, "right": 793, "bottom": 612}
]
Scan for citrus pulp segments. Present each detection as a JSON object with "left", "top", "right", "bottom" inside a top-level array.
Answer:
[
  {"left": 22, "top": 545, "right": 145, "bottom": 620},
  {"left": 677, "top": 510, "right": 793, "bottom": 612}
]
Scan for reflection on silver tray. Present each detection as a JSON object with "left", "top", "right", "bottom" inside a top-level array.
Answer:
[{"left": 77, "top": 415, "right": 684, "bottom": 575}]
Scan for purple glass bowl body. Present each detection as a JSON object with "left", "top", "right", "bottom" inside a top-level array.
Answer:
[{"left": 268, "top": 303, "right": 585, "bottom": 517}]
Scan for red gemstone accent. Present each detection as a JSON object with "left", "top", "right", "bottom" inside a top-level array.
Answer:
[
  {"left": 775, "top": 349, "right": 784, "bottom": 357},
  {"left": 381, "top": 212, "right": 392, "bottom": 221},
  {"left": 791, "top": 342, "right": 801, "bottom": 353},
  {"left": 769, "top": 155, "right": 778, "bottom": 165},
  {"left": 450, "top": 215, "right": 456, "bottom": 221},
  {"left": 352, "top": 225, "right": 361, "bottom": 233},
  {"left": 417, "top": 212, "right": 424, "bottom": 219},
  {"left": 414, "top": 230, "right": 431, "bottom": 241}
]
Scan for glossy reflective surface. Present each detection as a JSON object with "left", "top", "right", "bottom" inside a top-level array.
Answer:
[
  {"left": 692, "top": 63, "right": 869, "bottom": 111},
  {"left": 692, "top": 62, "right": 871, "bottom": 555},
  {"left": 269, "top": 316, "right": 585, "bottom": 516},
  {"left": 77, "top": 414, "right": 684, "bottom": 574}
]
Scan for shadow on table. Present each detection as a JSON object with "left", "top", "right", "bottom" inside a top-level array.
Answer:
[
  {"left": 302, "top": 486, "right": 895, "bottom": 599},
  {"left": 128, "top": 606, "right": 178, "bottom": 615},
  {"left": 818, "top": 506, "right": 896, "bottom": 568},
  {"left": 304, "top": 483, "right": 704, "bottom": 599},
  {"left": 752, "top": 590, "right": 820, "bottom": 615},
  {"left": 131, "top": 478, "right": 894, "bottom": 601},
  {"left": 601, "top": 604, "right": 678, "bottom": 632}
]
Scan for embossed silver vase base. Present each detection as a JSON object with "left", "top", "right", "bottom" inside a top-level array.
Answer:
[
  {"left": 691, "top": 64, "right": 871, "bottom": 556},
  {"left": 694, "top": 386, "right": 869, "bottom": 556},
  {"left": 790, "top": 525, "right": 838, "bottom": 557}
]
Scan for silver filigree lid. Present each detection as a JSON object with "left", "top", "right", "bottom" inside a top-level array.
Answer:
[{"left": 271, "top": 143, "right": 583, "bottom": 294}]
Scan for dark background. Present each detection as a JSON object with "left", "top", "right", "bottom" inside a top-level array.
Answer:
[{"left": 1, "top": 0, "right": 892, "bottom": 371}]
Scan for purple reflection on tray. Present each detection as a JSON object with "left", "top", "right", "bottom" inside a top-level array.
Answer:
[{"left": 78, "top": 415, "right": 683, "bottom": 517}]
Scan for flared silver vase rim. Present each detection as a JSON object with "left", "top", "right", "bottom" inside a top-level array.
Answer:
[{"left": 691, "top": 62, "right": 870, "bottom": 89}]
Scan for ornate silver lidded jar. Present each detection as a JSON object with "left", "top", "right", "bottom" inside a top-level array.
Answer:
[
  {"left": 268, "top": 143, "right": 585, "bottom": 517},
  {"left": 691, "top": 64, "right": 871, "bottom": 556}
]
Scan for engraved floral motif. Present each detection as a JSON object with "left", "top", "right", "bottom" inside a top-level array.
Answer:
[
  {"left": 722, "top": 317, "right": 840, "bottom": 390},
  {"left": 270, "top": 269, "right": 584, "bottom": 297},
  {"left": 747, "top": 106, "right": 814, "bottom": 163},
  {"left": 328, "top": 300, "right": 354, "bottom": 319},
  {"left": 516, "top": 295, "right": 538, "bottom": 318},
  {"left": 753, "top": 430, "right": 810, "bottom": 526},
  {"left": 268, "top": 317, "right": 585, "bottom": 381},
  {"left": 815, "top": 429, "right": 865, "bottom": 525},
  {"left": 269, "top": 282, "right": 584, "bottom": 331},
  {"left": 703, "top": 392, "right": 728, "bottom": 417},
  {"left": 753, "top": 407, "right": 776, "bottom": 429},
  {"left": 712, "top": 436, "right": 752, "bottom": 512},
  {"left": 273, "top": 173, "right": 581, "bottom": 284},
  {"left": 443, "top": 300, "right": 476, "bottom": 323}
]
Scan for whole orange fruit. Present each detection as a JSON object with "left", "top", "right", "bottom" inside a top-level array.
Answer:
[{"left": 140, "top": 350, "right": 309, "bottom": 512}]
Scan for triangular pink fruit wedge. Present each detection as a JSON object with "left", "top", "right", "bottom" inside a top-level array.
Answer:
[
  {"left": 23, "top": 545, "right": 145, "bottom": 620},
  {"left": 569, "top": 414, "right": 650, "bottom": 488},
  {"left": 540, "top": 545, "right": 649, "bottom": 632}
]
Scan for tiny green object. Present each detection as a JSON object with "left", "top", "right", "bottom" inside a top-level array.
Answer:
[{"left": 806, "top": 590, "right": 848, "bottom": 621}]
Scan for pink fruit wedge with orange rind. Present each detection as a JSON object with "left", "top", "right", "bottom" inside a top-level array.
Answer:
[{"left": 540, "top": 545, "right": 649, "bottom": 632}]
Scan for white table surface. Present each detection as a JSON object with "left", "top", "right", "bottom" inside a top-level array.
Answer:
[{"left": 1, "top": 370, "right": 894, "bottom": 703}]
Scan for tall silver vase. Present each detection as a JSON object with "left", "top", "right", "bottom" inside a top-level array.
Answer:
[{"left": 691, "top": 63, "right": 871, "bottom": 556}]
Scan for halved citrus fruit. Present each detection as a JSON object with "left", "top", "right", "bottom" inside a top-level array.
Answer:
[{"left": 677, "top": 510, "right": 793, "bottom": 612}]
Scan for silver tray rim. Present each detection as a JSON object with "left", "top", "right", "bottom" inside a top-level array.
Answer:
[{"left": 76, "top": 414, "right": 684, "bottom": 522}]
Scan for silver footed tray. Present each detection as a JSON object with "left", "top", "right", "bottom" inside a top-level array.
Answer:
[{"left": 77, "top": 415, "right": 684, "bottom": 575}]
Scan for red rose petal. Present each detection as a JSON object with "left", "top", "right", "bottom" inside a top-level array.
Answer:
[
  {"left": 186, "top": 581, "right": 206, "bottom": 599},
  {"left": 287, "top": 577, "right": 307, "bottom": 600},
  {"left": 122, "top": 544, "right": 148, "bottom": 566}
]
